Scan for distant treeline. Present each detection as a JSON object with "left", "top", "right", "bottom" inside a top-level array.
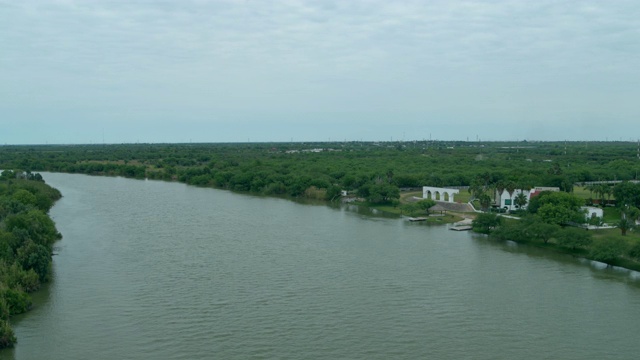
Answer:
[
  {"left": 1, "top": 141, "right": 639, "bottom": 205},
  {"left": 0, "top": 170, "right": 61, "bottom": 348}
]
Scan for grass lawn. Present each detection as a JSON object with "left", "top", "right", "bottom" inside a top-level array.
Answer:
[
  {"left": 454, "top": 189, "right": 472, "bottom": 203},
  {"left": 572, "top": 186, "right": 593, "bottom": 200},
  {"left": 591, "top": 227, "right": 640, "bottom": 242},
  {"left": 399, "top": 191, "right": 423, "bottom": 203},
  {"left": 602, "top": 207, "right": 622, "bottom": 224}
]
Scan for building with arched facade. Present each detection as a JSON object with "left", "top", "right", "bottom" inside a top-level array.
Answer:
[{"left": 422, "top": 186, "right": 459, "bottom": 203}]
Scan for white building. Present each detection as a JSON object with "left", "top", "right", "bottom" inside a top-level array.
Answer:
[
  {"left": 495, "top": 186, "right": 560, "bottom": 211},
  {"left": 581, "top": 206, "right": 603, "bottom": 221},
  {"left": 496, "top": 189, "right": 531, "bottom": 211},
  {"left": 422, "top": 186, "right": 460, "bottom": 203}
]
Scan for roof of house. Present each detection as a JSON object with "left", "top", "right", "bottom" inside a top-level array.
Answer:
[{"left": 429, "top": 204, "right": 448, "bottom": 212}]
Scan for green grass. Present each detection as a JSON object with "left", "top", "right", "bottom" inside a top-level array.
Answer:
[
  {"left": 572, "top": 186, "right": 593, "bottom": 200},
  {"left": 591, "top": 227, "right": 640, "bottom": 242},
  {"left": 399, "top": 191, "right": 423, "bottom": 203},
  {"left": 367, "top": 202, "right": 464, "bottom": 223},
  {"left": 454, "top": 189, "right": 472, "bottom": 203},
  {"left": 602, "top": 207, "right": 622, "bottom": 224}
]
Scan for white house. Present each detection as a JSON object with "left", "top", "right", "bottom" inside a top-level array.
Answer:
[
  {"left": 581, "top": 206, "right": 603, "bottom": 221},
  {"left": 496, "top": 189, "right": 531, "bottom": 211},
  {"left": 495, "top": 186, "right": 560, "bottom": 211}
]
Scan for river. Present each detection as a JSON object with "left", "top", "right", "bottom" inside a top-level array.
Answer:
[{"left": 2, "top": 173, "right": 640, "bottom": 359}]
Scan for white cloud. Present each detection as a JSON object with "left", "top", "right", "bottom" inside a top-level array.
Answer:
[{"left": 1, "top": 0, "right": 639, "bottom": 143}]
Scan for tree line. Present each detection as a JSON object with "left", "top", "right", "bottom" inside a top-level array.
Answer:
[
  {"left": 2, "top": 141, "right": 639, "bottom": 206},
  {"left": 0, "top": 170, "right": 62, "bottom": 348}
]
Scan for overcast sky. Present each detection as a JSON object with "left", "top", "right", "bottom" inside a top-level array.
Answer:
[{"left": 2, "top": 0, "right": 639, "bottom": 144}]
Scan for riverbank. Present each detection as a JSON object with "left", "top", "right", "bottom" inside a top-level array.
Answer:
[
  {"left": 0, "top": 172, "right": 62, "bottom": 348},
  {"left": 477, "top": 214, "right": 640, "bottom": 273},
  {"left": 7, "top": 171, "right": 640, "bottom": 360}
]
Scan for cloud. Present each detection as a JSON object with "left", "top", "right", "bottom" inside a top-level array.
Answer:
[{"left": 1, "top": 0, "right": 639, "bottom": 143}]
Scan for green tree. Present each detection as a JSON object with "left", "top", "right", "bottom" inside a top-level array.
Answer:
[
  {"left": 386, "top": 169, "right": 394, "bottom": 184},
  {"left": 0, "top": 170, "right": 16, "bottom": 180},
  {"left": 555, "top": 227, "right": 592, "bottom": 250},
  {"left": 472, "top": 213, "right": 503, "bottom": 234},
  {"left": 0, "top": 319, "right": 16, "bottom": 348},
  {"left": 589, "top": 238, "right": 627, "bottom": 265},
  {"left": 528, "top": 191, "right": 585, "bottom": 225},
  {"left": 616, "top": 217, "right": 634, "bottom": 236},
  {"left": 468, "top": 178, "right": 485, "bottom": 199},
  {"left": 366, "top": 183, "right": 400, "bottom": 204},
  {"left": 505, "top": 181, "right": 516, "bottom": 211},
  {"left": 11, "top": 189, "right": 37, "bottom": 208},
  {"left": 514, "top": 192, "right": 528, "bottom": 210},
  {"left": 490, "top": 220, "right": 527, "bottom": 242},
  {"left": 416, "top": 199, "right": 437, "bottom": 211},
  {"left": 325, "top": 185, "right": 342, "bottom": 201},
  {"left": 524, "top": 219, "right": 560, "bottom": 244},
  {"left": 628, "top": 242, "right": 640, "bottom": 260},
  {"left": 613, "top": 181, "right": 640, "bottom": 208},
  {"left": 478, "top": 193, "right": 492, "bottom": 211},
  {"left": 494, "top": 181, "right": 505, "bottom": 203},
  {"left": 5, "top": 210, "right": 61, "bottom": 248},
  {"left": 17, "top": 240, "right": 52, "bottom": 282},
  {"left": 537, "top": 203, "right": 585, "bottom": 225}
]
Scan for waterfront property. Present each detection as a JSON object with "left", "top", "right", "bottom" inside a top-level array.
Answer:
[
  {"left": 422, "top": 186, "right": 460, "bottom": 203},
  {"left": 495, "top": 186, "right": 560, "bottom": 211}
]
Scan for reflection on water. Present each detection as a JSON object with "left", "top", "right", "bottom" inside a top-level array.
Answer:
[
  {"left": 472, "top": 233, "right": 640, "bottom": 288},
  {"left": 3, "top": 173, "right": 640, "bottom": 360}
]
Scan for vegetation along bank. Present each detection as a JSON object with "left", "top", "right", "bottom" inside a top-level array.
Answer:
[
  {"left": 0, "top": 170, "right": 61, "bottom": 348},
  {"left": 1, "top": 140, "right": 639, "bottom": 271}
]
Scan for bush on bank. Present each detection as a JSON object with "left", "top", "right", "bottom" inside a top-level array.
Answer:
[{"left": 0, "top": 170, "right": 62, "bottom": 348}]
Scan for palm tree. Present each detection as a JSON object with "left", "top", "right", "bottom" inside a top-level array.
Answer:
[
  {"left": 618, "top": 217, "right": 633, "bottom": 236},
  {"left": 604, "top": 185, "right": 613, "bottom": 204},
  {"left": 585, "top": 184, "right": 595, "bottom": 198},
  {"left": 514, "top": 191, "right": 528, "bottom": 210},
  {"left": 469, "top": 179, "right": 484, "bottom": 200},
  {"left": 494, "top": 180, "right": 505, "bottom": 204},
  {"left": 478, "top": 193, "right": 492, "bottom": 212},
  {"left": 595, "top": 184, "right": 610, "bottom": 205},
  {"left": 505, "top": 181, "right": 517, "bottom": 211},
  {"left": 386, "top": 169, "right": 394, "bottom": 184}
]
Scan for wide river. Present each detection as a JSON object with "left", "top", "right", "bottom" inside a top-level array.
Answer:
[{"left": 2, "top": 173, "right": 640, "bottom": 359}]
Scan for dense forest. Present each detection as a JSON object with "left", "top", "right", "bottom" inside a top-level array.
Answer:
[
  {"left": 2, "top": 141, "right": 640, "bottom": 262},
  {"left": 0, "top": 171, "right": 61, "bottom": 348},
  {"left": 1, "top": 141, "right": 639, "bottom": 203},
  {"left": 1, "top": 141, "right": 640, "bottom": 345}
]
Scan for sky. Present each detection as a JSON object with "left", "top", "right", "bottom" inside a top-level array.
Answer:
[{"left": 1, "top": 0, "right": 639, "bottom": 144}]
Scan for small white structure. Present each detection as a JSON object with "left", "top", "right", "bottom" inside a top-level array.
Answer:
[
  {"left": 582, "top": 206, "right": 603, "bottom": 220},
  {"left": 423, "top": 186, "right": 460, "bottom": 203}
]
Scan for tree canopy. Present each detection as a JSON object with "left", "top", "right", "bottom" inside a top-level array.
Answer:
[{"left": 0, "top": 174, "right": 62, "bottom": 348}]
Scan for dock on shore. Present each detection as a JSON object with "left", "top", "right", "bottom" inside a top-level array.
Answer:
[
  {"left": 450, "top": 218, "right": 473, "bottom": 231},
  {"left": 450, "top": 225, "right": 472, "bottom": 231}
]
